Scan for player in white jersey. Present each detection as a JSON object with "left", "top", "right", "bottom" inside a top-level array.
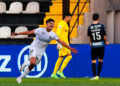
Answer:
[{"left": 11, "top": 19, "right": 78, "bottom": 84}]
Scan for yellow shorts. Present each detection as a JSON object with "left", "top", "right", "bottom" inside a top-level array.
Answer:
[{"left": 59, "top": 46, "right": 71, "bottom": 56}]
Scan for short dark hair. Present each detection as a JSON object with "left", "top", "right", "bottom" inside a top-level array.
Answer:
[
  {"left": 93, "top": 13, "right": 99, "bottom": 20},
  {"left": 46, "top": 18, "right": 55, "bottom": 24},
  {"left": 64, "top": 12, "right": 72, "bottom": 17},
  {"left": 63, "top": 12, "right": 72, "bottom": 19}
]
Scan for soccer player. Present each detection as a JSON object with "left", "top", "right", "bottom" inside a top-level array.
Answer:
[
  {"left": 87, "top": 13, "right": 109, "bottom": 80},
  {"left": 11, "top": 19, "right": 78, "bottom": 83},
  {"left": 51, "top": 13, "right": 73, "bottom": 78}
]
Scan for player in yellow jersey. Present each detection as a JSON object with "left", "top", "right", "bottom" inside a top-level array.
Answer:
[{"left": 51, "top": 13, "right": 73, "bottom": 78}]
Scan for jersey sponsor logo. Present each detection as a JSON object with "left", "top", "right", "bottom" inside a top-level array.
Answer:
[
  {"left": 93, "top": 25, "right": 101, "bottom": 29},
  {"left": 18, "top": 45, "right": 48, "bottom": 78},
  {"left": 92, "top": 41, "right": 104, "bottom": 47},
  {"left": 94, "top": 25, "right": 101, "bottom": 28},
  {"left": 91, "top": 29, "right": 100, "bottom": 32},
  {"left": 0, "top": 55, "right": 11, "bottom": 72}
]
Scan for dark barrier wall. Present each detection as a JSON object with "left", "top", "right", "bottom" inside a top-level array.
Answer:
[{"left": 0, "top": 44, "right": 119, "bottom": 77}]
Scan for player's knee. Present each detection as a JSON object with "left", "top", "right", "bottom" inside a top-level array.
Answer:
[
  {"left": 67, "top": 55, "right": 72, "bottom": 60},
  {"left": 92, "top": 60, "right": 96, "bottom": 63},
  {"left": 99, "top": 59, "right": 103, "bottom": 62},
  {"left": 30, "top": 57, "right": 36, "bottom": 65}
]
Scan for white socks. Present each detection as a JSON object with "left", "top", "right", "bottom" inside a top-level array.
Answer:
[
  {"left": 19, "top": 68, "right": 30, "bottom": 79},
  {"left": 22, "top": 61, "right": 30, "bottom": 67}
]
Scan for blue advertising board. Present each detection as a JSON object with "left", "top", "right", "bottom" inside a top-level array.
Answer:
[{"left": 0, "top": 44, "right": 120, "bottom": 77}]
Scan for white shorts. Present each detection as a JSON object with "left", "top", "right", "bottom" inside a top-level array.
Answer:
[{"left": 29, "top": 49, "right": 44, "bottom": 65}]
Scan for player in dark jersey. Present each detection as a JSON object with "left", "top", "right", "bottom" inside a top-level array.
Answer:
[{"left": 87, "top": 13, "right": 109, "bottom": 80}]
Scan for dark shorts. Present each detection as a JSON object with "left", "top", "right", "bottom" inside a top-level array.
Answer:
[{"left": 91, "top": 47, "right": 105, "bottom": 60}]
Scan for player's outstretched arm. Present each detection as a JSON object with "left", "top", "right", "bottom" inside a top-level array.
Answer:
[
  {"left": 57, "top": 39, "right": 78, "bottom": 54},
  {"left": 11, "top": 30, "right": 35, "bottom": 36}
]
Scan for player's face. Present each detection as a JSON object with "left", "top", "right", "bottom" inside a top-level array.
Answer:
[
  {"left": 67, "top": 16, "right": 72, "bottom": 21},
  {"left": 47, "top": 21, "right": 54, "bottom": 30}
]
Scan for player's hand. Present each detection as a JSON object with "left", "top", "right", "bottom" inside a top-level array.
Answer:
[
  {"left": 70, "top": 48, "right": 78, "bottom": 54},
  {"left": 90, "top": 43, "right": 92, "bottom": 46},
  {"left": 105, "top": 41, "right": 109, "bottom": 45}
]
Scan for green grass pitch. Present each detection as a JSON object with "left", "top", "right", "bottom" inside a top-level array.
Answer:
[{"left": 0, "top": 78, "right": 120, "bottom": 86}]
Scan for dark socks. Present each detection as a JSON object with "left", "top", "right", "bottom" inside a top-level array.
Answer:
[
  {"left": 92, "top": 63, "right": 96, "bottom": 77},
  {"left": 98, "top": 62, "right": 103, "bottom": 76}
]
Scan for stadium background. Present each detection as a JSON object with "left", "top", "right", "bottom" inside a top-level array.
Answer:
[{"left": 0, "top": 0, "right": 120, "bottom": 78}]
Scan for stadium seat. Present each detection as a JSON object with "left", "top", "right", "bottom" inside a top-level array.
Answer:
[
  {"left": 0, "top": 26, "right": 11, "bottom": 38},
  {"left": 0, "top": 2, "right": 6, "bottom": 13},
  {"left": 14, "top": 26, "right": 28, "bottom": 38},
  {"left": 6, "top": 2, "right": 23, "bottom": 14},
  {"left": 23, "top": 2, "right": 39, "bottom": 14}
]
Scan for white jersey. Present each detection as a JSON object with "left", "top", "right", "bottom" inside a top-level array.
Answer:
[{"left": 30, "top": 28, "right": 59, "bottom": 54}]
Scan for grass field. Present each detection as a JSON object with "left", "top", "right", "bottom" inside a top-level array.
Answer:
[{"left": 0, "top": 78, "right": 120, "bottom": 86}]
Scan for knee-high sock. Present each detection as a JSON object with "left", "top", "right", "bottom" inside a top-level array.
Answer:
[
  {"left": 21, "top": 61, "right": 30, "bottom": 69},
  {"left": 60, "top": 55, "right": 72, "bottom": 72},
  {"left": 19, "top": 68, "right": 30, "bottom": 79},
  {"left": 92, "top": 63, "right": 96, "bottom": 77},
  {"left": 98, "top": 62, "right": 103, "bottom": 76},
  {"left": 53, "top": 57, "right": 63, "bottom": 74}
]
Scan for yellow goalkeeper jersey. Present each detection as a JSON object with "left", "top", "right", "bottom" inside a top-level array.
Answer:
[{"left": 57, "top": 20, "right": 69, "bottom": 44}]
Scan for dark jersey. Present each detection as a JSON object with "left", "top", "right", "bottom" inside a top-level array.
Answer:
[{"left": 87, "top": 23, "right": 106, "bottom": 47}]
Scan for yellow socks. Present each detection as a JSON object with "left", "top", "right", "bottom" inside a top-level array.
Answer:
[
  {"left": 59, "top": 55, "right": 72, "bottom": 72},
  {"left": 53, "top": 57, "right": 63, "bottom": 74}
]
